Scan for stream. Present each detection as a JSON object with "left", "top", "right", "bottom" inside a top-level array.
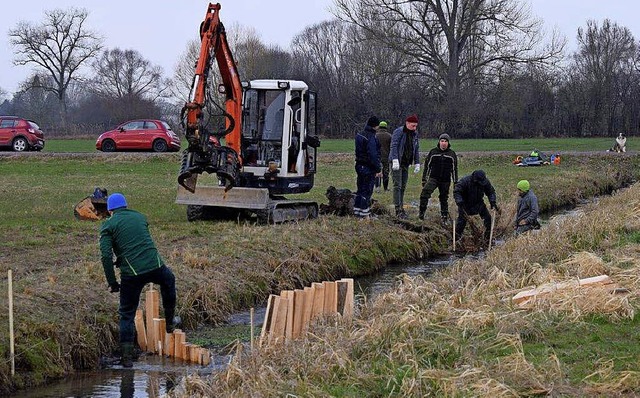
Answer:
[{"left": 12, "top": 205, "right": 586, "bottom": 397}]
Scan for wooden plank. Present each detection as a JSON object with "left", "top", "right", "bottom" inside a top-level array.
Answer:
[
  {"left": 269, "top": 296, "right": 288, "bottom": 345},
  {"left": 338, "top": 278, "right": 354, "bottom": 320},
  {"left": 164, "top": 332, "right": 175, "bottom": 358},
  {"left": 311, "top": 282, "right": 325, "bottom": 319},
  {"left": 301, "top": 286, "right": 313, "bottom": 333},
  {"left": 259, "top": 295, "right": 277, "bottom": 346},
  {"left": 183, "top": 343, "right": 191, "bottom": 363},
  {"left": 292, "top": 289, "right": 305, "bottom": 338},
  {"left": 281, "top": 290, "right": 294, "bottom": 339},
  {"left": 145, "top": 288, "right": 160, "bottom": 353},
  {"left": 134, "top": 309, "right": 147, "bottom": 351},
  {"left": 512, "top": 275, "right": 613, "bottom": 305},
  {"left": 579, "top": 275, "right": 612, "bottom": 286},
  {"left": 201, "top": 348, "right": 211, "bottom": 366},
  {"left": 323, "top": 281, "right": 337, "bottom": 315},
  {"left": 153, "top": 318, "right": 166, "bottom": 356},
  {"left": 173, "top": 330, "right": 185, "bottom": 360}
]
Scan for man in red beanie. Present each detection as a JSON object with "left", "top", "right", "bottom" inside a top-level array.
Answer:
[{"left": 389, "top": 114, "right": 420, "bottom": 219}]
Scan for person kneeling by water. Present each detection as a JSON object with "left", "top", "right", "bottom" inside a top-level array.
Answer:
[{"left": 514, "top": 180, "right": 540, "bottom": 235}]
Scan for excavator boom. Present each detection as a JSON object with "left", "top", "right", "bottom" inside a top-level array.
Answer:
[{"left": 178, "top": 3, "right": 243, "bottom": 192}]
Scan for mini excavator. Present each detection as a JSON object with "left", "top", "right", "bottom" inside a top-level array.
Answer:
[{"left": 176, "top": 3, "right": 320, "bottom": 223}]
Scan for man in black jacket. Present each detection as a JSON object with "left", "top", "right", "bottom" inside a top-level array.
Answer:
[
  {"left": 453, "top": 170, "right": 498, "bottom": 244},
  {"left": 418, "top": 133, "right": 458, "bottom": 225}
]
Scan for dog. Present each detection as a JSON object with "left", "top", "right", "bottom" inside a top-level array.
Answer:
[{"left": 608, "top": 133, "right": 627, "bottom": 153}]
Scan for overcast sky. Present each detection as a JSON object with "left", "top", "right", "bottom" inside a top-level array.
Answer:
[{"left": 1, "top": 0, "right": 639, "bottom": 97}]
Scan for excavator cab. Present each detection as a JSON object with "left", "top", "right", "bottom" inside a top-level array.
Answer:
[{"left": 176, "top": 79, "right": 320, "bottom": 222}]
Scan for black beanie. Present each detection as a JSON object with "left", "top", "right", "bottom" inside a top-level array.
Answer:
[{"left": 367, "top": 116, "right": 380, "bottom": 127}]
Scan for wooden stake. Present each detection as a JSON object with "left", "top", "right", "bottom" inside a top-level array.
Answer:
[
  {"left": 164, "top": 332, "right": 175, "bottom": 358},
  {"left": 173, "top": 330, "right": 185, "bottom": 360},
  {"left": 311, "top": 282, "right": 325, "bottom": 319},
  {"left": 259, "top": 295, "right": 277, "bottom": 346},
  {"left": 153, "top": 318, "right": 166, "bottom": 356},
  {"left": 292, "top": 289, "right": 305, "bottom": 338},
  {"left": 280, "top": 290, "right": 294, "bottom": 339},
  {"left": 322, "top": 281, "right": 337, "bottom": 315},
  {"left": 8, "top": 270, "right": 14, "bottom": 377},
  {"left": 452, "top": 217, "right": 456, "bottom": 251},
  {"left": 269, "top": 296, "right": 288, "bottom": 345},
  {"left": 301, "top": 287, "right": 313, "bottom": 332},
  {"left": 145, "top": 287, "right": 159, "bottom": 353},
  {"left": 134, "top": 309, "right": 147, "bottom": 351},
  {"left": 250, "top": 307, "right": 254, "bottom": 350},
  {"left": 488, "top": 209, "right": 496, "bottom": 252},
  {"left": 338, "top": 279, "right": 354, "bottom": 320}
]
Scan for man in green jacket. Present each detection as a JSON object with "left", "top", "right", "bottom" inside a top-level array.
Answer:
[{"left": 100, "top": 193, "right": 177, "bottom": 367}]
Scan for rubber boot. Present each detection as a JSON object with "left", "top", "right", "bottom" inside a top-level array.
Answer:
[{"left": 121, "top": 342, "right": 134, "bottom": 368}]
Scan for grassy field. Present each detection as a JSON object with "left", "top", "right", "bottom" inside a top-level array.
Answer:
[
  {"left": 42, "top": 136, "right": 624, "bottom": 153},
  {"left": 0, "top": 148, "right": 639, "bottom": 395}
]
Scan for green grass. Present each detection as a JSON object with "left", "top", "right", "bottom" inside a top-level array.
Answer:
[{"left": 44, "top": 137, "right": 624, "bottom": 154}]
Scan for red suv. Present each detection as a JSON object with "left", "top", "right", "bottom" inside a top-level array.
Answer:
[
  {"left": 96, "top": 119, "right": 181, "bottom": 152},
  {"left": 0, "top": 116, "right": 45, "bottom": 152}
]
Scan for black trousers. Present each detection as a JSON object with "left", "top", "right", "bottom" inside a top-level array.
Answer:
[
  {"left": 119, "top": 266, "right": 176, "bottom": 344},
  {"left": 455, "top": 204, "right": 491, "bottom": 240}
]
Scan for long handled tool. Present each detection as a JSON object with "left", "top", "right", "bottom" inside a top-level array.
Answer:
[
  {"left": 452, "top": 216, "right": 456, "bottom": 251},
  {"left": 488, "top": 209, "right": 496, "bottom": 252}
]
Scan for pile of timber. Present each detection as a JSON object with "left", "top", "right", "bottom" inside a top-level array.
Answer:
[
  {"left": 135, "top": 287, "right": 210, "bottom": 366},
  {"left": 511, "top": 274, "right": 615, "bottom": 307},
  {"left": 260, "top": 278, "right": 354, "bottom": 346}
]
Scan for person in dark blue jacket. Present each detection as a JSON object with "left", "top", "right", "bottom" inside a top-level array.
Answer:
[
  {"left": 453, "top": 170, "right": 498, "bottom": 244},
  {"left": 354, "top": 116, "right": 382, "bottom": 219},
  {"left": 389, "top": 114, "right": 420, "bottom": 219}
]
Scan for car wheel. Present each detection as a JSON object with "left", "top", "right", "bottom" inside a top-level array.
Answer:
[
  {"left": 152, "top": 139, "right": 168, "bottom": 153},
  {"left": 101, "top": 139, "right": 116, "bottom": 152},
  {"left": 12, "top": 137, "right": 28, "bottom": 152}
]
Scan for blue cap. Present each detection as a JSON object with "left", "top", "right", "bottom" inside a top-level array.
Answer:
[{"left": 107, "top": 193, "right": 127, "bottom": 211}]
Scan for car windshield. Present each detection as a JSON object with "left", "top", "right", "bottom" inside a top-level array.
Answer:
[{"left": 161, "top": 121, "right": 172, "bottom": 131}]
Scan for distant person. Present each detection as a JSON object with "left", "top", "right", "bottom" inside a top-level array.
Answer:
[
  {"left": 418, "top": 133, "right": 458, "bottom": 226},
  {"left": 453, "top": 170, "right": 498, "bottom": 245},
  {"left": 100, "top": 193, "right": 178, "bottom": 368},
  {"left": 375, "top": 121, "right": 392, "bottom": 192},
  {"left": 390, "top": 114, "right": 421, "bottom": 219},
  {"left": 515, "top": 180, "right": 540, "bottom": 235},
  {"left": 354, "top": 116, "right": 382, "bottom": 219}
]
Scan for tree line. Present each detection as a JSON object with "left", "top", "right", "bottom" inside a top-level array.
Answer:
[{"left": 1, "top": 1, "right": 639, "bottom": 140}]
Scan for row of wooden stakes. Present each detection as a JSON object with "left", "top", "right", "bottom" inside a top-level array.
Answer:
[
  {"left": 260, "top": 278, "right": 355, "bottom": 345},
  {"left": 135, "top": 288, "right": 210, "bottom": 366}
]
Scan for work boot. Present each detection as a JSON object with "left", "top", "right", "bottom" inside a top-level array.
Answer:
[
  {"left": 440, "top": 214, "right": 451, "bottom": 227},
  {"left": 418, "top": 207, "right": 426, "bottom": 220},
  {"left": 166, "top": 314, "right": 182, "bottom": 333},
  {"left": 397, "top": 210, "right": 408, "bottom": 220},
  {"left": 121, "top": 342, "right": 134, "bottom": 368}
]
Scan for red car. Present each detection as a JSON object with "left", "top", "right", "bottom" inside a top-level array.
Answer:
[
  {"left": 0, "top": 116, "right": 45, "bottom": 152},
  {"left": 96, "top": 119, "right": 181, "bottom": 152}
]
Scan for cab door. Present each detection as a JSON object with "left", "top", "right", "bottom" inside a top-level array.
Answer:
[
  {"left": 117, "top": 120, "right": 145, "bottom": 149},
  {"left": 0, "top": 118, "right": 16, "bottom": 146}
]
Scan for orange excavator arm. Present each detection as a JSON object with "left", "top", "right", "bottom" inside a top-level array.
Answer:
[{"left": 179, "top": 3, "right": 243, "bottom": 192}]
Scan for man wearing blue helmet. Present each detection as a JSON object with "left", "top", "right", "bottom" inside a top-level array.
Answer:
[{"left": 100, "top": 193, "right": 177, "bottom": 368}]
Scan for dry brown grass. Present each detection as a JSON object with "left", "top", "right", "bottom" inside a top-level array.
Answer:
[{"left": 169, "top": 183, "right": 640, "bottom": 397}]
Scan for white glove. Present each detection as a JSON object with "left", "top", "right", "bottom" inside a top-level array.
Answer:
[
  {"left": 414, "top": 164, "right": 421, "bottom": 174},
  {"left": 392, "top": 159, "right": 400, "bottom": 171}
]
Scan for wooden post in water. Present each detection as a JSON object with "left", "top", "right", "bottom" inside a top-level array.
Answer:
[{"left": 8, "top": 270, "right": 15, "bottom": 376}]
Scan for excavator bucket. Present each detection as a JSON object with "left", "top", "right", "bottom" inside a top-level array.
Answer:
[{"left": 74, "top": 188, "right": 110, "bottom": 221}]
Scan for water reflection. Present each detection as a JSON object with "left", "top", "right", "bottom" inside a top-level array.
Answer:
[{"left": 15, "top": 355, "right": 227, "bottom": 398}]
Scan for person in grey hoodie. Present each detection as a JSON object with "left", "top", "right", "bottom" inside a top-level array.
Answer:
[
  {"left": 515, "top": 180, "right": 540, "bottom": 235},
  {"left": 389, "top": 114, "right": 420, "bottom": 219}
]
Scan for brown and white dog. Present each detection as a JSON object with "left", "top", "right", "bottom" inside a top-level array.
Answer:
[{"left": 608, "top": 133, "right": 627, "bottom": 153}]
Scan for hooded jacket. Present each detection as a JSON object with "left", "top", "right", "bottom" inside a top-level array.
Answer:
[
  {"left": 453, "top": 172, "right": 497, "bottom": 212},
  {"left": 516, "top": 189, "right": 539, "bottom": 226},
  {"left": 355, "top": 125, "right": 382, "bottom": 173}
]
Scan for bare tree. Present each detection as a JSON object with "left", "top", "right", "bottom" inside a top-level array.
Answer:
[
  {"left": 333, "top": 0, "right": 564, "bottom": 132},
  {"left": 572, "top": 19, "right": 638, "bottom": 135},
  {"left": 92, "top": 48, "right": 169, "bottom": 101},
  {"left": 8, "top": 7, "right": 102, "bottom": 129}
]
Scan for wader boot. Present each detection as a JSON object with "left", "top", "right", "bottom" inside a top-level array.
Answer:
[
  {"left": 121, "top": 342, "right": 134, "bottom": 368},
  {"left": 418, "top": 207, "right": 426, "bottom": 220}
]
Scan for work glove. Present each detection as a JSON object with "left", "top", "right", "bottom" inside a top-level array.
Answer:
[
  {"left": 414, "top": 164, "right": 421, "bottom": 174},
  {"left": 392, "top": 159, "right": 400, "bottom": 171},
  {"left": 490, "top": 202, "right": 499, "bottom": 212},
  {"left": 109, "top": 282, "right": 120, "bottom": 293}
]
